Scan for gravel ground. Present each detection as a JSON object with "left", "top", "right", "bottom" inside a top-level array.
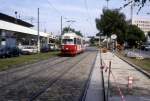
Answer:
[
  {"left": 0, "top": 50, "right": 97, "bottom": 101},
  {"left": 101, "top": 52, "right": 150, "bottom": 101},
  {"left": 35, "top": 51, "right": 97, "bottom": 101},
  {"left": 0, "top": 56, "right": 68, "bottom": 88}
]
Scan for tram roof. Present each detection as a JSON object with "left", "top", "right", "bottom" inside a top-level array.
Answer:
[{"left": 62, "top": 32, "right": 82, "bottom": 38}]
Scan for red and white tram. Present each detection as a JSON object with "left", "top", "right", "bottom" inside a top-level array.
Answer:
[{"left": 61, "top": 32, "right": 85, "bottom": 55}]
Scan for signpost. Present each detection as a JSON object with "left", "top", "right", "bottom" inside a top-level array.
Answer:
[
  {"left": 111, "top": 34, "right": 117, "bottom": 52},
  {"left": 111, "top": 34, "right": 117, "bottom": 40}
]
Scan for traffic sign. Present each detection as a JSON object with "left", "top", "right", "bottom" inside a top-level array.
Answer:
[{"left": 111, "top": 34, "right": 117, "bottom": 40}]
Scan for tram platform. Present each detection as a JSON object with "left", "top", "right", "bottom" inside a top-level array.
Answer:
[{"left": 85, "top": 52, "right": 103, "bottom": 101}]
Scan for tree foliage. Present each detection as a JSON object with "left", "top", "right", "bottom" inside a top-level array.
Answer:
[
  {"left": 134, "top": 0, "right": 150, "bottom": 14},
  {"left": 126, "top": 25, "right": 145, "bottom": 47},
  {"left": 96, "top": 8, "right": 146, "bottom": 47},
  {"left": 133, "top": 0, "right": 150, "bottom": 7},
  {"left": 148, "top": 31, "right": 150, "bottom": 36},
  {"left": 62, "top": 27, "right": 83, "bottom": 37},
  {"left": 122, "top": 0, "right": 150, "bottom": 14},
  {"left": 89, "top": 36, "right": 95, "bottom": 45},
  {"left": 96, "top": 9, "right": 127, "bottom": 44}
]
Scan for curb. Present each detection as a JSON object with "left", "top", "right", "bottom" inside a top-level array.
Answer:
[
  {"left": 115, "top": 53, "right": 150, "bottom": 79},
  {"left": 79, "top": 51, "right": 98, "bottom": 101}
]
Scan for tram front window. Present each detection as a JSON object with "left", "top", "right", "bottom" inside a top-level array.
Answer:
[{"left": 62, "top": 39, "right": 74, "bottom": 44}]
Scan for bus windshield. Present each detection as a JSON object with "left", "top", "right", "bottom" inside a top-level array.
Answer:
[{"left": 62, "top": 39, "right": 74, "bottom": 44}]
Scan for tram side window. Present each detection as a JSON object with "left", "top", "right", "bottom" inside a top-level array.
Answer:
[
  {"left": 62, "top": 39, "right": 73, "bottom": 44},
  {"left": 77, "top": 38, "right": 81, "bottom": 45},
  {"left": 74, "top": 38, "right": 77, "bottom": 44}
]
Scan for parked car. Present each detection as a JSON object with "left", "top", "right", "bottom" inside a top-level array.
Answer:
[
  {"left": 145, "top": 45, "right": 150, "bottom": 51},
  {"left": 141, "top": 43, "right": 150, "bottom": 51},
  {"left": 41, "top": 46, "right": 50, "bottom": 53},
  {"left": 0, "top": 47, "right": 20, "bottom": 58},
  {"left": 141, "top": 45, "right": 146, "bottom": 50},
  {"left": 20, "top": 46, "right": 38, "bottom": 55},
  {"left": 48, "top": 44, "right": 55, "bottom": 51},
  {"left": 0, "top": 47, "right": 5, "bottom": 58},
  {"left": 48, "top": 44, "right": 60, "bottom": 51}
]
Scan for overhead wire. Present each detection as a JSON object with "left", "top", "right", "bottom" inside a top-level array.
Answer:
[
  {"left": 47, "top": 0, "right": 82, "bottom": 29},
  {"left": 84, "top": 0, "right": 96, "bottom": 35},
  {"left": 119, "top": 0, "right": 149, "bottom": 15},
  {"left": 118, "top": 0, "right": 133, "bottom": 10},
  {"left": 47, "top": 0, "right": 64, "bottom": 16},
  {"left": 46, "top": 0, "right": 97, "bottom": 35}
]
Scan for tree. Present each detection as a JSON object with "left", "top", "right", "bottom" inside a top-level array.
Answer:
[
  {"left": 62, "top": 27, "right": 83, "bottom": 36},
  {"left": 120, "top": 0, "right": 150, "bottom": 14},
  {"left": 62, "top": 27, "right": 75, "bottom": 34},
  {"left": 126, "top": 25, "right": 145, "bottom": 47},
  {"left": 96, "top": 9, "right": 128, "bottom": 44},
  {"left": 75, "top": 31, "right": 83, "bottom": 37},
  {"left": 148, "top": 31, "right": 150, "bottom": 36},
  {"left": 133, "top": 0, "right": 150, "bottom": 8},
  {"left": 89, "top": 36, "right": 95, "bottom": 45}
]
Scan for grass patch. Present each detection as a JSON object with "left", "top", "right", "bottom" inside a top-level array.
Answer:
[
  {"left": 0, "top": 51, "right": 60, "bottom": 71},
  {"left": 116, "top": 51, "right": 150, "bottom": 73}
]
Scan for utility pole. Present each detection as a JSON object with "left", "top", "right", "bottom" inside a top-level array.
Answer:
[
  {"left": 37, "top": 8, "right": 40, "bottom": 53},
  {"left": 99, "top": 33, "right": 101, "bottom": 47},
  {"left": 129, "top": 0, "right": 134, "bottom": 24},
  {"left": 61, "top": 16, "right": 63, "bottom": 35},
  {"left": 131, "top": 2, "right": 133, "bottom": 24},
  {"left": 106, "top": 0, "right": 109, "bottom": 9}
]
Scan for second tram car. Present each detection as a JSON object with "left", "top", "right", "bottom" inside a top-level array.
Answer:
[{"left": 61, "top": 32, "right": 85, "bottom": 55}]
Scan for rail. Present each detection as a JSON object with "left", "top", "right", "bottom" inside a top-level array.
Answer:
[
  {"left": 79, "top": 51, "right": 98, "bottom": 101},
  {"left": 28, "top": 52, "right": 91, "bottom": 101}
]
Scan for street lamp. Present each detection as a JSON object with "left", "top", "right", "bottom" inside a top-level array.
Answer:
[
  {"left": 14, "top": 11, "right": 18, "bottom": 23},
  {"left": 37, "top": 8, "right": 40, "bottom": 53},
  {"left": 97, "top": 32, "right": 102, "bottom": 47},
  {"left": 106, "top": 0, "right": 110, "bottom": 9}
]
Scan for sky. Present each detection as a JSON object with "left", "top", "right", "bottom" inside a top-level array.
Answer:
[{"left": 0, "top": 0, "right": 150, "bottom": 36}]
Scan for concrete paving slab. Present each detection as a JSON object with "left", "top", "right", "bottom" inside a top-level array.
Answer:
[
  {"left": 85, "top": 52, "right": 103, "bottom": 101},
  {"left": 110, "top": 96, "right": 150, "bottom": 101},
  {"left": 102, "top": 52, "right": 150, "bottom": 101}
]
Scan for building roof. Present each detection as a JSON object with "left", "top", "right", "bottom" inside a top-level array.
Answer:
[
  {"left": 0, "top": 12, "right": 33, "bottom": 27},
  {"left": 0, "top": 20, "right": 49, "bottom": 37}
]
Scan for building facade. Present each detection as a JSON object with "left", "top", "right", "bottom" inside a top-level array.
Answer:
[
  {"left": 0, "top": 12, "right": 56, "bottom": 49},
  {"left": 132, "top": 18, "right": 150, "bottom": 43}
]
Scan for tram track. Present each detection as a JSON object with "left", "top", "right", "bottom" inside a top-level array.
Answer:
[
  {"left": 0, "top": 57, "right": 71, "bottom": 89},
  {"left": 35, "top": 51, "right": 97, "bottom": 101},
  {"left": 0, "top": 52, "right": 91, "bottom": 101},
  {"left": 79, "top": 51, "right": 98, "bottom": 101},
  {"left": 28, "top": 52, "right": 91, "bottom": 101}
]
